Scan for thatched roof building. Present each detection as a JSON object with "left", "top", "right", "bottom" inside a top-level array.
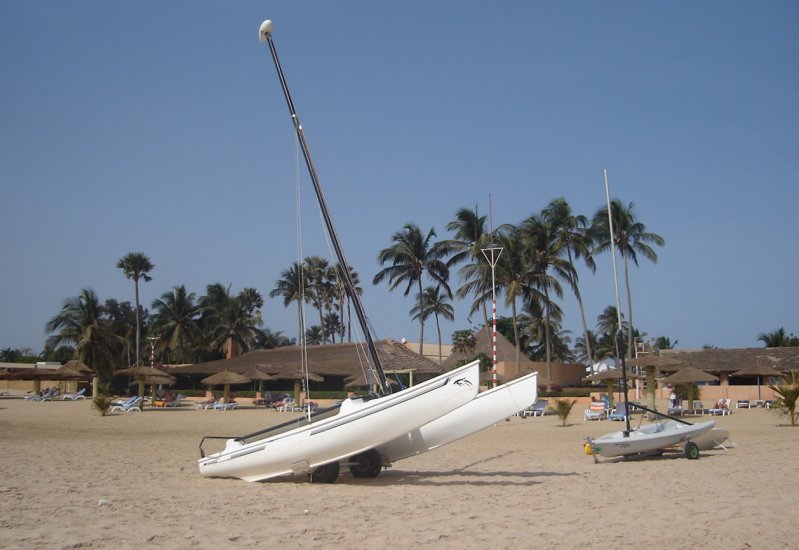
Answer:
[
  {"left": 663, "top": 347, "right": 799, "bottom": 375},
  {"left": 169, "top": 339, "right": 442, "bottom": 384}
]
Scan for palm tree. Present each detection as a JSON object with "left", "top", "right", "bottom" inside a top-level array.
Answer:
[
  {"left": 410, "top": 286, "right": 455, "bottom": 363},
  {"left": 591, "top": 200, "right": 664, "bottom": 358},
  {"left": 543, "top": 198, "right": 595, "bottom": 365},
  {"left": 270, "top": 262, "right": 306, "bottom": 344},
  {"left": 304, "top": 256, "right": 331, "bottom": 344},
  {"left": 150, "top": 285, "right": 200, "bottom": 364},
  {"left": 520, "top": 214, "right": 576, "bottom": 389},
  {"left": 596, "top": 305, "right": 626, "bottom": 361},
  {"left": 333, "top": 263, "right": 362, "bottom": 342},
  {"left": 445, "top": 207, "right": 492, "bottom": 333},
  {"left": 45, "top": 289, "right": 119, "bottom": 388},
  {"left": 757, "top": 327, "right": 798, "bottom": 347},
  {"left": 451, "top": 329, "right": 477, "bottom": 356},
  {"left": 200, "top": 284, "right": 266, "bottom": 358},
  {"left": 116, "top": 252, "right": 154, "bottom": 367},
  {"left": 654, "top": 336, "right": 678, "bottom": 351},
  {"left": 574, "top": 329, "right": 599, "bottom": 365},
  {"left": 488, "top": 224, "right": 528, "bottom": 374},
  {"left": 769, "top": 371, "right": 799, "bottom": 426},
  {"left": 373, "top": 224, "right": 451, "bottom": 354}
]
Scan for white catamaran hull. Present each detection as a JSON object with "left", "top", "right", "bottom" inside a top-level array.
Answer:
[
  {"left": 377, "top": 372, "right": 538, "bottom": 465},
  {"left": 588, "top": 420, "right": 715, "bottom": 458},
  {"left": 198, "top": 361, "right": 479, "bottom": 481}
]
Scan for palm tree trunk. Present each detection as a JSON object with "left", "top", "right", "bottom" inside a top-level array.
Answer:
[
  {"left": 622, "top": 251, "right": 634, "bottom": 359},
  {"left": 567, "top": 249, "right": 593, "bottom": 365},
  {"left": 511, "top": 299, "right": 521, "bottom": 376},
  {"left": 134, "top": 280, "right": 141, "bottom": 366},
  {"left": 544, "top": 287, "right": 553, "bottom": 391},
  {"left": 435, "top": 313, "right": 442, "bottom": 364},
  {"left": 417, "top": 279, "right": 425, "bottom": 355}
]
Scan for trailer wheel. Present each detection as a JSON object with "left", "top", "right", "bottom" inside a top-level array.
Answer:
[
  {"left": 684, "top": 441, "right": 700, "bottom": 460},
  {"left": 310, "top": 461, "right": 340, "bottom": 483},
  {"left": 349, "top": 449, "right": 382, "bottom": 478}
]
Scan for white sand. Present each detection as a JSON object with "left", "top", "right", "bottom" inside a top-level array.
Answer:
[{"left": 1, "top": 397, "right": 796, "bottom": 549}]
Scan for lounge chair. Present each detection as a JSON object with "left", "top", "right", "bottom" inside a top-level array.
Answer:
[
  {"left": 522, "top": 398, "right": 549, "bottom": 417},
  {"left": 26, "top": 388, "right": 57, "bottom": 401},
  {"left": 709, "top": 398, "right": 731, "bottom": 416},
  {"left": 735, "top": 400, "right": 751, "bottom": 409},
  {"left": 110, "top": 396, "right": 142, "bottom": 413},
  {"left": 584, "top": 402, "right": 607, "bottom": 421},
  {"left": 59, "top": 387, "right": 87, "bottom": 401},
  {"left": 608, "top": 402, "right": 628, "bottom": 421},
  {"left": 165, "top": 394, "right": 186, "bottom": 407},
  {"left": 691, "top": 401, "right": 707, "bottom": 415},
  {"left": 195, "top": 397, "right": 219, "bottom": 409},
  {"left": 276, "top": 398, "right": 295, "bottom": 412},
  {"left": 213, "top": 401, "right": 239, "bottom": 411},
  {"left": 667, "top": 403, "right": 684, "bottom": 416}
]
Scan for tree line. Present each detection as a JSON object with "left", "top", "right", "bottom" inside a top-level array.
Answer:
[{"left": 7, "top": 197, "right": 796, "bottom": 385}]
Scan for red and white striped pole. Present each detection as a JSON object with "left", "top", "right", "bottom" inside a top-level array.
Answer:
[{"left": 482, "top": 195, "right": 503, "bottom": 389}]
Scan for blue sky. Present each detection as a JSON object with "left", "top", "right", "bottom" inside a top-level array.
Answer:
[{"left": 1, "top": 1, "right": 797, "bottom": 356}]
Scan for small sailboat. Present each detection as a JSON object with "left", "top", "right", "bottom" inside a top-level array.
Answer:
[
  {"left": 585, "top": 170, "right": 717, "bottom": 462},
  {"left": 197, "top": 20, "right": 482, "bottom": 483}
]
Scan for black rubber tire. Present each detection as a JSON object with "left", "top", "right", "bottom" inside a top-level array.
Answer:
[
  {"left": 310, "top": 461, "right": 340, "bottom": 483},
  {"left": 349, "top": 449, "right": 382, "bottom": 478},
  {"left": 684, "top": 441, "right": 700, "bottom": 460}
]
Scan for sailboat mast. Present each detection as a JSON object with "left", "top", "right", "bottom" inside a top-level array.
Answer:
[
  {"left": 259, "top": 20, "right": 389, "bottom": 395},
  {"left": 604, "top": 168, "right": 631, "bottom": 436}
]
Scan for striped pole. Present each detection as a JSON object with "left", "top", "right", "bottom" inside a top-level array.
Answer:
[{"left": 492, "top": 296, "right": 498, "bottom": 387}]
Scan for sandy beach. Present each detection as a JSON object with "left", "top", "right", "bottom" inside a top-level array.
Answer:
[{"left": 1, "top": 395, "right": 796, "bottom": 549}]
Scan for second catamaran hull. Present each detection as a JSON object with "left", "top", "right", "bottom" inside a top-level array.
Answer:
[
  {"left": 588, "top": 420, "right": 716, "bottom": 458},
  {"left": 376, "top": 372, "right": 538, "bottom": 465},
  {"left": 198, "top": 361, "right": 479, "bottom": 482}
]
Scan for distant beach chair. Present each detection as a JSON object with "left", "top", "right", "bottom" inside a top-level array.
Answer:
[
  {"left": 59, "top": 387, "right": 87, "bottom": 401},
  {"left": 26, "top": 388, "right": 57, "bottom": 402},
  {"left": 165, "top": 394, "right": 186, "bottom": 407},
  {"left": 276, "top": 398, "right": 295, "bottom": 412},
  {"left": 735, "top": 400, "right": 751, "bottom": 409},
  {"left": 213, "top": 401, "right": 239, "bottom": 411},
  {"left": 522, "top": 399, "right": 549, "bottom": 418},
  {"left": 608, "top": 402, "right": 629, "bottom": 422},
  {"left": 195, "top": 397, "right": 219, "bottom": 409},
  {"left": 584, "top": 402, "right": 607, "bottom": 421},
  {"left": 110, "top": 396, "right": 142, "bottom": 413},
  {"left": 691, "top": 401, "right": 707, "bottom": 415},
  {"left": 709, "top": 398, "right": 731, "bottom": 416}
]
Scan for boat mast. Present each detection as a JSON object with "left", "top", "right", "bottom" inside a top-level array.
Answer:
[
  {"left": 604, "top": 168, "right": 632, "bottom": 436},
  {"left": 259, "top": 20, "right": 390, "bottom": 395},
  {"left": 480, "top": 194, "right": 502, "bottom": 389}
]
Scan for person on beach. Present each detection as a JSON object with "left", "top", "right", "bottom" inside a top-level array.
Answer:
[{"left": 669, "top": 389, "right": 677, "bottom": 408}]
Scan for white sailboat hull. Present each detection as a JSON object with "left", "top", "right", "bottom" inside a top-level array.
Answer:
[
  {"left": 377, "top": 372, "right": 538, "bottom": 465},
  {"left": 588, "top": 420, "right": 715, "bottom": 458},
  {"left": 198, "top": 361, "right": 479, "bottom": 482}
]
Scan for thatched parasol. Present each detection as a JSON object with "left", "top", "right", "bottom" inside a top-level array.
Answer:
[
  {"left": 57, "top": 360, "right": 93, "bottom": 379},
  {"left": 116, "top": 366, "right": 176, "bottom": 407},
  {"left": 272, "top": 370, "right": 323, "bottom": 407},
  {"left": 731, "top": 363, "right": 785, "bottom": 400},
  {"left": 584, "top": 368, "right": 641, "bottom": 381},
  {"left": 201, "top": 370, "right": 251, "bottom": 403},
  {"left": 241, "top": 366, "right": 275, "bottom": 394},
  {"left": 660, "top": 366, "right": 719, "bottom": 385}
]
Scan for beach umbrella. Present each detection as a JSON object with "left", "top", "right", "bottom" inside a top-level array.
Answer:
[
  {"left": 241, "top": 366, "right": 275, "bottom": 394},
  {"left": 660, "top": 366, "right": 718, "bottom": 384},
  {"left": 57, "top": 360, "right": 93, "bottom": 378},
  {"left": 585, "top": 368, "right": 641, "bottom": 407},
  {"left": 201, "top": 370, "right": 251, "bottom": 403},
  {"left": 626, "top": 355, "right": 683, "bottom": 415},
  {"left": 731, "top": 363, "right": 785, "bottom": 400},
  {"left": 273, "top": 370, "right": 323, "bottom": 406},
  {"left": 116, "top": 366, "right": 176, "bottom": 407}
]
